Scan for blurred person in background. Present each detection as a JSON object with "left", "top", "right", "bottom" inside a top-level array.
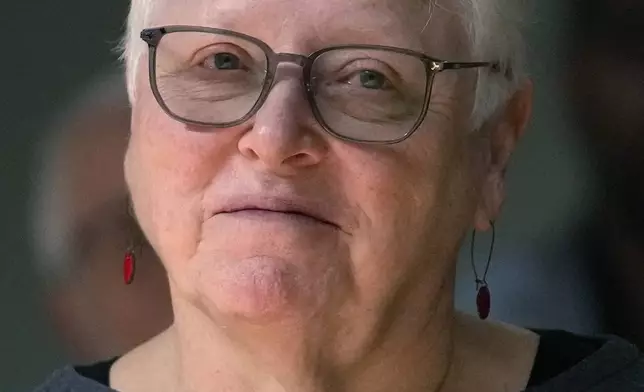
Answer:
[
  {"left": 566, "top": 0, "right": 644, "bottom": 348},
  {"left": 30, "top": 72, "right": 173, "bottom": 363}
]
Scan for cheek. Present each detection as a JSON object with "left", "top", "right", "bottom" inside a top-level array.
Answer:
[
  {"left": 343, "top": 128, "right": 457, "bottom": 230},
  {"left": 342, "top": 149, "right": 436, "bottom": 251},
  {"left": 125, "top": 95, "right": 236, "bottom": 276},
  {"left": 338, "top": 123, "right": 476, "bottom": 283}
]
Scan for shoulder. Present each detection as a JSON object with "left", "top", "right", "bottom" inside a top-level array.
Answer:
[
  {"left": 582, "top": 338, "right": 644, "bottom": 391},
  {"left": 528, "top": 332, "right": 644, "bottom": 391},
  {"left": 32, "top": 364, "right": 116, "bottom": 392},
  {"left": 604, "top": 356, "right": 644, "bottom": 391}
]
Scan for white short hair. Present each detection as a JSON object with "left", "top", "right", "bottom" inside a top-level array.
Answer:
[
  {"left": 29, "top": 71, "right": 130, "bottom": 284},
  {"left": 119, "top": 0, "right": 528, "bottom": 129},
  {"left": 120, "top": 0, "right": 156, "bottom": 105}
]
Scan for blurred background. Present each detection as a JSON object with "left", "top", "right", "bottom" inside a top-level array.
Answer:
[
  {"left": 2, "top": 0, "right": 643, "bottom": 390},
  {"left": 1, "top": 1, "right": 132, "bottom": 389}
]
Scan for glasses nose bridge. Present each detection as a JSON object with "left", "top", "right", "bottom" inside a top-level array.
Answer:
[
  {"left": 273, "top": 52, "right": 309, "bottom": 68},
  {"left": 254, "top": 51, "right": 314, "bottom": 125},
  {"left": 265, "top": 52, "right": 312, "bottom": 94}
]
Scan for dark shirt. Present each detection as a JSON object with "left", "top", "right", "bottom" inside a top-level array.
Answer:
[{"left": 33, "top": 330, "right": 644, "bottom": 392}]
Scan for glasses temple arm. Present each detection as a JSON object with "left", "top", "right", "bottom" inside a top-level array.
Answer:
[{"left": 437, "top": 60, "right": 501, "bottom": 73}]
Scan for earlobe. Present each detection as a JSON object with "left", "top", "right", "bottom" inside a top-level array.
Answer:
[{"left": 474, "top": 209, "right": 493, "bottom": 232}]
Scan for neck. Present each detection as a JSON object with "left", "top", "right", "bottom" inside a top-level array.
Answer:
[
  {"left": 111, "top": 305, "right": 538, "bottom": 392},
  {"left": 162, "top": 290, "right": 455, "bottom": 392},
  {"left": 111, "top": 274, "right": 538, "bottom": 392}
]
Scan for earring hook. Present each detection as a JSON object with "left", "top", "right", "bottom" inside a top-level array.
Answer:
[{"left": 470, "top": 221, "right": 496, "bottom": 320}]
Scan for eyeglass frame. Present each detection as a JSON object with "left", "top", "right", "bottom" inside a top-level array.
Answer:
[{"left": 140, "top": 25, "right": 500, "bottom": 145}]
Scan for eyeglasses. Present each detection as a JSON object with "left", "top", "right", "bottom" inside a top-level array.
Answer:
[{"left": 140, "top": 26, "right": 498, "bottom": 144}]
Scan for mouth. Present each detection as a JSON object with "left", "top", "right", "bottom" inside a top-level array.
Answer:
[{"left": 215, "top": 200, "right": 339, "bottom": 230}]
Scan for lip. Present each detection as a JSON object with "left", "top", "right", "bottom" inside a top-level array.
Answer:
[{"left": 213, "top": 196, "right": 340, "bottom": 229}]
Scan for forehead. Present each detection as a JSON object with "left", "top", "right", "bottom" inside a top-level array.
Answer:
[{"left": 151, "top": 0, "right": 466, "bottom": 56}]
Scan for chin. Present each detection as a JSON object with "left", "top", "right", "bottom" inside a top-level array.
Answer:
[
  {"left": 194, "top": 254, "right": 334, "bottom": 324},
  {"left": 185, "top": 224, "right": 354, "bottom": 325}
]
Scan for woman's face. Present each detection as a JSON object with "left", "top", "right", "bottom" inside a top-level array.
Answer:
[{"left": 126, "top": 0, "right": 524, "bottom": 333}]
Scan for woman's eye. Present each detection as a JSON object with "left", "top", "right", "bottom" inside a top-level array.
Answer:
[
  {"left": 356, "top": 70, "right": 388, "bottom": 89},
  {"left": 203, "top": 52, "right": 242, "bottom": 70}
]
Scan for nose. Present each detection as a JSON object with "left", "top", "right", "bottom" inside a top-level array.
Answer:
[{"left": 237, "top": 74, "right": 327, "bottom": 176}]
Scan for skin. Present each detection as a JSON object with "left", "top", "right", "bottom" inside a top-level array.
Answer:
[
  {"left": 115, "top": 0, "right": 536, "bottom": 390},
  {"left": 46, "top": 106, "right": 173, "bottom": 362}
]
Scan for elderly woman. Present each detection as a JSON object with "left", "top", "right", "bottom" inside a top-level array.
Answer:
[{"left": 35, "top": 0, "right": 644, "bottom": 391}]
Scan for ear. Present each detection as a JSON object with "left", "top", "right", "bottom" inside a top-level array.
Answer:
[{"left": 474, "top": 80, "right": 533, "bottom": 231}]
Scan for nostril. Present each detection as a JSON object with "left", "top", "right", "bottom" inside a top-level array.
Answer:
[
  {"left": 293, "top": 152, "right": 309, "bottom": 161},
  {"left": 241, "top": 146, "right": 260, "bottom": 160},
  {"left": 289, "top": 152, "right": 319, "bottom": 166}
]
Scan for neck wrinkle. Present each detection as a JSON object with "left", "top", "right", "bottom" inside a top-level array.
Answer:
[{"left": 167, "top": 276, "right": 456, "bottom": 392}]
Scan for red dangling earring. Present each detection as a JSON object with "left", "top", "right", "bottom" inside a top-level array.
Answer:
[
  {"left": 470, "top": 221, "right": 495, "bottom": 320},
  {"left": 123, "top": 247, "right": 136, "bottom": 285},
  {"left": 123, "top": 201, "right": 143, "bottom": 285}
]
